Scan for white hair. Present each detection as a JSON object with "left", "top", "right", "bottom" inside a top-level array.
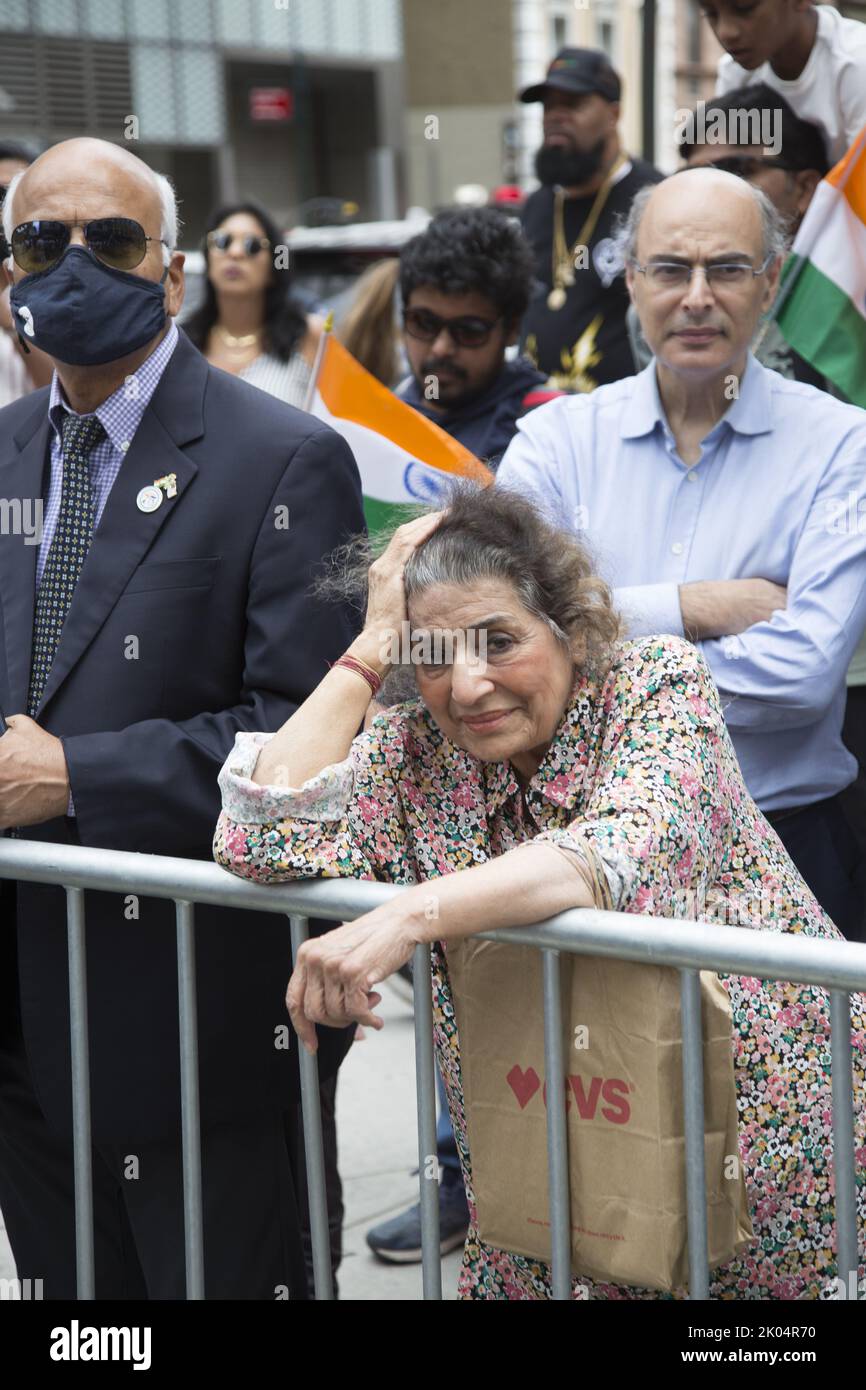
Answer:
[
  {"left": 3, "top": 163, "right": 181, "bottom": 263},
  {"left": 153, "top": 170, "right": 180, "bottom": 257}
]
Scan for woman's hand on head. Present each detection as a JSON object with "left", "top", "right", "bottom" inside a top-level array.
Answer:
[
  {"left": 361, "top": 512, "right": 444, "bottom": 650},
  {"left": 286, "top": 902, "right": 422, "bottom": 1053}
]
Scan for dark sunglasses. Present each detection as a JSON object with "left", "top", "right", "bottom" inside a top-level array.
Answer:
[
  {"left": 11, "top": 217, "right": 168, "bottom": 274},
  {"left": 403, "top": 306, "right": 502, "bottom": 348},
  {"left": 706, "top": 154, "right": 798, "bottom": 179},
  {"left": 206, "top": 230, "right": 271, "bottom": 256}
]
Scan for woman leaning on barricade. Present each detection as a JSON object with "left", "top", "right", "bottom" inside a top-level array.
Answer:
[{"left": 213, "top": 484, "right": 866, "bottom": 1300}]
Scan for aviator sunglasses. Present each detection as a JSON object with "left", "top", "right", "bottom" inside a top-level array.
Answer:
[{"left": 10, "top": 216, "right": 168, "bottom": 274}]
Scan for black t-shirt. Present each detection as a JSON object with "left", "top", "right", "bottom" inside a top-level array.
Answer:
[{"left": 520, "top": 156, "right": 663, "bottom": 391}]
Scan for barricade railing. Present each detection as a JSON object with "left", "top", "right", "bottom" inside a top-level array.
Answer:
[{"left": 1, "top": 837, "right": 865, "bottom": 1302}]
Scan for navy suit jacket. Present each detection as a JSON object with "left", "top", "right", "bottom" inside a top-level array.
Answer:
[{"left": 0, "top": 329, "right": 365, "bottom": 1140}]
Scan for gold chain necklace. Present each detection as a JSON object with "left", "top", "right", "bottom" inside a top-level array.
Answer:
[
  {"left": 548, "top": 153, "right": 627, "bottom": 311},
  {"left": 216, "top": 325, "right": 261, "bottom": 350}
]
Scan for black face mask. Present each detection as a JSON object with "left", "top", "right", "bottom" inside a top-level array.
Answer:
[
  {"left": 534, "top": 137, "right": 608, "bottom": 188},
  {"left": 10, "top": 245, "right": 168, "bottom": 365}
]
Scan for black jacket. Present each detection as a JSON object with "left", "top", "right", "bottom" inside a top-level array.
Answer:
[
  {"left": 0, "top": 330, "right": 365, "bottom": 1141},
  {"left": 397, "top": 358, "right": 555, "bottom": 467}
]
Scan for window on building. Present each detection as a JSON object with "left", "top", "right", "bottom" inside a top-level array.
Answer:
[
  {"left": 597, "top": 19, "right": 615, "bottom": 58},
  {"left": 553, "top": 14, "right": 567, "bottom": 48},
  {"left": 687, "top": 0, "right": 703, "bottom": 64}
]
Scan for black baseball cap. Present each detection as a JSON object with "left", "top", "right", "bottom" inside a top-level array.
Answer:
[{"left": 519, "top": 47, "right": 621, "bottom": 105}]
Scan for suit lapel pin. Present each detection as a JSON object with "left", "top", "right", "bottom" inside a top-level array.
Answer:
[
  {"left": 154, "top": 472, "right": 178, "bottom": 499},
  {"left": 136, "top": 485, "right": 163, "bottom": 513},
  {"left": 136, "top": 474, "right": 178, "bottom": 513}
]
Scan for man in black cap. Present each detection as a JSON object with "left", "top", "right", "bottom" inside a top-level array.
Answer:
[{"left": 519, "top": 47, "right": 663, "bottom": 391}]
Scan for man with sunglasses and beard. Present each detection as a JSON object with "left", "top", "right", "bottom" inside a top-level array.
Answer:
[
  {"left": 0, "top": 137, "right": 364, "bottom": 1299},
  {"left": 518, "top": 48, "right": 662, "bottom": 393},
  {"left": 395, "top": 207, "right": 561, "bottom": 471}
]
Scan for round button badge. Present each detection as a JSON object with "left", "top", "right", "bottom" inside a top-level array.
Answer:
[{"left": 136, "top": 485, "right": 163, "bottom": 514}]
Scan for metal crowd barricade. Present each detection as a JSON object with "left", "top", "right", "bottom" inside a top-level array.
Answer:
[{"left": 1, "top": 837, "right": 865, "bottom": 1303}]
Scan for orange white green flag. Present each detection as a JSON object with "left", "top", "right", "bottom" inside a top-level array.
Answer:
[
  {"left": 774, "top": 126, "right": 866, "bottom": 405},
  {"left": 304, "top": 329, "right": 493, "bottom": 531}
]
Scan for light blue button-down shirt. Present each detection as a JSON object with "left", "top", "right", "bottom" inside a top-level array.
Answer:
[{"left": 497, "top": 354, "right": 866, "bottom": 812}]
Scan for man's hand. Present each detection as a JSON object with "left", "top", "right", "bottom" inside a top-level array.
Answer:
[
  {"left": 679, "top": 579, "right": 787, "bottom": 642},
  {"left": 0, "top": 715, "right": 71, "bottom": 829}
]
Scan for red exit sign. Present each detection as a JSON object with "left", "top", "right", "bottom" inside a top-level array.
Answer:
[{"left": 249, "top": 87, "right": 294, "bottom": 122}]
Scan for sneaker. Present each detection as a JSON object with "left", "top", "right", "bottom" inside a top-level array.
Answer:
[{"left": 366, "top": 1175, "right": 469, "bottom": 1263}]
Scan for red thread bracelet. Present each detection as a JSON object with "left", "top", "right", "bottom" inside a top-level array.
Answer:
[{"left": 332, "top": 654, "right": 382, "bottom": 697}]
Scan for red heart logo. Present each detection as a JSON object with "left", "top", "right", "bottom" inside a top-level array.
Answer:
[{"left": 506, "top": 1064, "right": 541, "bottom": 1109}]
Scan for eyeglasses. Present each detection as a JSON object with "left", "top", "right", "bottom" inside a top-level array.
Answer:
[
  {"left": 630, "top": 253, "right": 775, "bottom": 290},
  {"left": 403, "top": 306, "right": 503, "bottom": 348},
  {"left": 206, "top": 230, "right": 271, "bottom": 257},
  {"left": 10, "top": 217, "right": 168, "bottom": 274}
]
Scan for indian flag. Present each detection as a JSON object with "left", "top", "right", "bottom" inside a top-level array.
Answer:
[
  {"left": 305, "top": 330, "right": 493, "bottom": 531},
  {"left": 775, "top": 127, "right": 866, "bottom": 405}
]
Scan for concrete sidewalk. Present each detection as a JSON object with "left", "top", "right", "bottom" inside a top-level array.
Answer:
[
  {"left": 0, "top": 976, "right": 463, "bottom": 1300},
  {"left": 332, "top": 976, "right": 463, "bottom": 1300}
]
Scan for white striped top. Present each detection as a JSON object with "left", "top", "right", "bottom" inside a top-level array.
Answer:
[{"left": 239, "top": 351, "right": 312, "bottom": 409}]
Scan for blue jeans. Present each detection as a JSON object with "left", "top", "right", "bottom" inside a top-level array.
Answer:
[{"left": 436, "top": 1067, "right": 461, "bottom": 1178}]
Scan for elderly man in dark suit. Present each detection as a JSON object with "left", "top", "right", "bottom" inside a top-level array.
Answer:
[{"left": 0, "top": 138, "right": 364, "bottom": 1299}]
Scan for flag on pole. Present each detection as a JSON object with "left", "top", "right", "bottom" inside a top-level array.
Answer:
[
  {"left": 774, "top": 127, "right": 866, "bottom": 405},
  {"left": 305, "top": 330, "right": 493, "bottom": 531}
]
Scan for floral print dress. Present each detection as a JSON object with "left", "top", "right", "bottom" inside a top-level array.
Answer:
[{"left": 213, "top": 634, "right": 866, "bottom": 1300}]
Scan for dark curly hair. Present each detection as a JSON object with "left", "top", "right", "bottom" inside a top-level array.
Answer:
[
  {"left": 399, "top": 207, "right": 536, "bottom": 326},
  {"left": 678, "top": 84, "right": 829, "bottom": 174},
  {"left": 182, "top": 199, "right": 308, "bottom": 362}
]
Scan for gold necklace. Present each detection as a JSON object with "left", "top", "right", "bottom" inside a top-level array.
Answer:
[
  {"left": 216, "top": 325, "right": 261, "bottom": 350},
  {"left": 548, "top": 153, "right": 627, "bottom": 311}
]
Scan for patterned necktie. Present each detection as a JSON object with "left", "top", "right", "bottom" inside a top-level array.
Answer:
[{"left": 27, "top": 413, "right": 107, "bottom": 718}]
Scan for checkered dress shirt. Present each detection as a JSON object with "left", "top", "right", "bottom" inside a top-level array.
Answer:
[
  {"left": 34, "top": 320, "right": 179, "bottom": 816},
  {"left": 37, "top": 319, "right": 179, "bottom": 586}
]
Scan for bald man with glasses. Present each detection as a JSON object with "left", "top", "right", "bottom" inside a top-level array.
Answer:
[{"left": 498, "top": 167, "right": 866, "bottom": 940}]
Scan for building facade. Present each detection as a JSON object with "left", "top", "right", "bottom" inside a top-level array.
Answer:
[{"left": 0, "top": 0, "right": 405, "bottom": 241}]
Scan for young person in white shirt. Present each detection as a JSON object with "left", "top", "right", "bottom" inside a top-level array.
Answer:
[{"left": 705, "top": 0, "right": 866, "bottom": 166}]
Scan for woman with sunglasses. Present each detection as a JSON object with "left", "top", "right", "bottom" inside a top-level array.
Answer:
[{"left": 183, "top": 200, "right": 322, "bottom": 409}]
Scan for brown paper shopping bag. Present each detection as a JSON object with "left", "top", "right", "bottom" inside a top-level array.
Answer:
[{"left": 447, "top": 939, "right": 753, "bottom": 1292}]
